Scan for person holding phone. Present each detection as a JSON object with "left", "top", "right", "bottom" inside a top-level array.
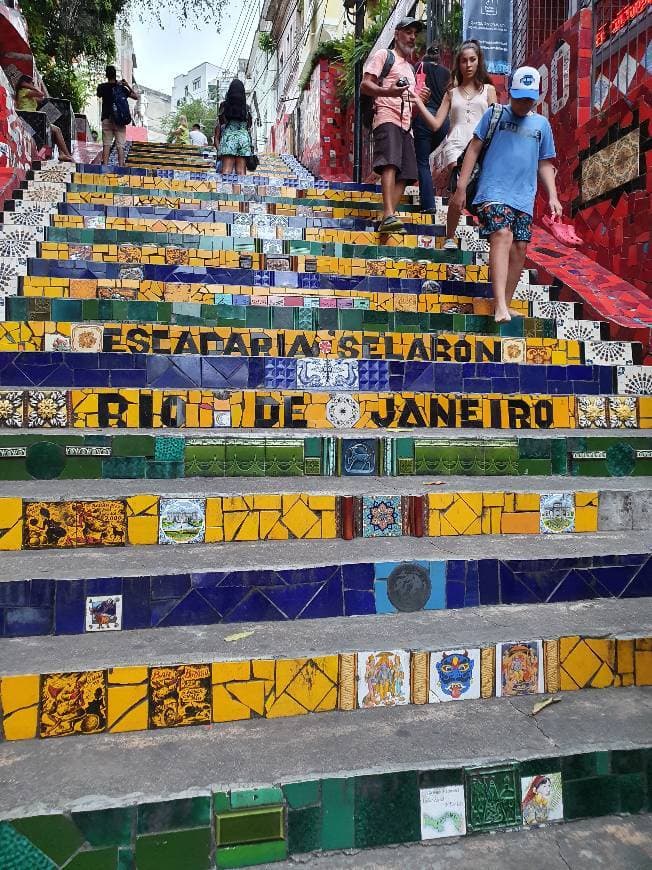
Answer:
[{"left": 361, "top": 17, "right": 430, "bottom": 233}]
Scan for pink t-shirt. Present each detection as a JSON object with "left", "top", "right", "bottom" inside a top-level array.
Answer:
[{"left": 363, "top": 48, "right": 416, "bottom": 132}]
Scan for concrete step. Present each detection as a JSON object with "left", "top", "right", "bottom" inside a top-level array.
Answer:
[{"left": 0, "top": 686, "right": 649, "bottom": 867}]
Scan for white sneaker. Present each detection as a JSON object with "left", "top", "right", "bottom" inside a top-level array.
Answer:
[{"left": 443, "top": 238, "right": 458, "bottom": 250}]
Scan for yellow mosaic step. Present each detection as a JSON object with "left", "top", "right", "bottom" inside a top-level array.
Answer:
[
  {"left": 0, "top": 322, "right": 583, "bottom": 364},
  {"left": 0, "top": 602, "right": 649, "bottom": 740},
  {"left": 20, "top": 277, "right": 513, "bottom": 314}
]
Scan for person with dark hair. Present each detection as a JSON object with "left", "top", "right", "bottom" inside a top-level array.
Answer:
[
  {"left": 412, "top": 40, "right": 496, "bottom": 247},
  {"left": 15, "top": 75, "right": 75, "bottom": 161},
  {"left": 96, "top": 65, "right": 138, "bottom": 167},
  {"left": 412, "top": 42, "right": 451, "bottom": 214},
  {"left": 215, "top": 79, "right": 253, "bottom": 175}
]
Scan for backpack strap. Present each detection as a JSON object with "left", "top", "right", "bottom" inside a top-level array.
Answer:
[
  {"left": 378, "top": 49, "right": 395, "bottom": 86},
  {"left": 480, "top": 104, "right": 504, "bottom": 158}
]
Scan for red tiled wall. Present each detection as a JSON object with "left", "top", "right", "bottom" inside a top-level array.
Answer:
[
  {"left": 0, "top": 67, "right": 36, "bottom": 206},
  {"left": 298, "top": 59, "right": 353, "bottom": 181},
  {"left": 527, "top": 8, "right": 651, "bottom": 297}
]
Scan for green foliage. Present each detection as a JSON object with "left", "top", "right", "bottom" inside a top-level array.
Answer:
[
  {"left": 298, "top": 0, "right": 394, "bottom": 103},
  {"left": 440, "top": 0, "right": 463, "bottom": 50},
  {"left": 161, "top": 97, "right": 217, "bottom": 136},
  {"left": 258, "top": 31, "right": 276, "bottom": 54}
]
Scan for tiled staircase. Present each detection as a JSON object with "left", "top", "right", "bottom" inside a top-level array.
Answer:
[{"left": 0, "top": 141, "right": 650, "bottom": 868}]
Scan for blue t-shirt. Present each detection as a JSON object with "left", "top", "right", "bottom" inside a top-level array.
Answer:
[{"left": 472, "top": 106, "right": 556, "bottom": 216}]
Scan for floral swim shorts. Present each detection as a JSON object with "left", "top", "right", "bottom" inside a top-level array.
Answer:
[{"left": 476, "top": 202, "right": 533, "bottom": 242}]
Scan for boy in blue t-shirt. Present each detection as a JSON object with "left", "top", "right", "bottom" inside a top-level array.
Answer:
[{"left": 450, "top": 66, "right": 562, "bottom": 323}]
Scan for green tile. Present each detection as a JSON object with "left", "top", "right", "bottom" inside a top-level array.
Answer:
[
  {"left": 11, "top": 815, "right": 84, "bottom": 865},
  {"left": 562, "top": 751, "right": 609, "bottom": 780},
  {"left": 117, "top": 847, "right": 135, "bottom": 870},
  {"left": 605, "top": 442, "right": 637, "bottom": 476},
  {"left": 72, "top": 806, "right": 135, "bottom": 847},
  {"left": 102, "top": 456, "right": 147, "bottom": 479},
  {"left": 617, "top": 772, "right": 647, "bottom": 814},
  {"left": 135, "top": 828, "right": 211, "bottom": 870},
  {"left": 517, "top": 458, "right": 552, "bottom": 475},
  {"left": 111, "top": 435, "right": 153, "bottom": 457},
  {"left": 265, "top": 440, "right": 304, "bottom": 476},
  {"left": 216, "top": 807, "right": 283, "bottom": 846},
  {"left": 216, "top": 839, "right": 287, "bottom": 869},
  {"left": 418, "top": 768, "right": 464, "bottom": 789},
  {"left": 185, "top": 443, "right": 226, "bottom": 477},
  {"left": 282, "top": 780, "right": 320, "bottom": 810},
  {"left": 229, "top": 787, "right": 283, "bottom": 809},
  {"left": 0, "top": 822, "right": 56, "bottom": 870},
  {"left": 287, "top": 806, "right": 321, "bottom": 854},
  {"left": 518, "top": 438, "right": 552, "bottom": 459},
  {"left": 562, "top": 775, "right": 620, "bottom": 819},
  {"left": 145, "top": 460, "right": 184, "bottom": 479},
  {"left": 64, "top": 846, "right": 119, "bottom": 870},
  {"left": 551, "top": 439, "right": 568, "bottom": 475},
  {"left": 137, "top": 796, "right": 210, "bottom": 834},
  {"left": 154, "top": 436, "right": 184, "bottom": 462},
  {"left": 465, "top": 764, "right": 521, "bottom": 833},
  {"left": 610, "top": 749, "right": 646, "bottom": 775},
  {"left": 519, "top": 756, "right": 562, "bottom": 778},
  {"left": 214, "top": 793, "right": 230, "bottom": 813},
  {"left": 354, "top": 771, "right": 420, "bottom": 848},
  {"left": 320, "top": 778, "right": 354, "bottom": 850}
]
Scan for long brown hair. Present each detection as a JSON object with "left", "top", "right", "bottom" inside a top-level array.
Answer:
[{"left": 451, "top": 40, "right": 492, "bottom": 89}]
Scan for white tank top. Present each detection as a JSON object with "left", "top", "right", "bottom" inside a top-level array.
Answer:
[{"left": 447, "top": 84, "right": 490, "bottom": 148}]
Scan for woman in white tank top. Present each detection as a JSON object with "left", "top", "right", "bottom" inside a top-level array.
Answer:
[{"left": 413, "top": 40, "right": 496, "bottom": 247}]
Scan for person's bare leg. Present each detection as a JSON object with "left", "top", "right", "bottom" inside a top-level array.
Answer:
[
  {"left": 101, "top": 132, "right": 111, "bottom": 166},
  {"left": 392, "top": 179, "right": 406, "bottom": 214},
  {"left": 51, "top": 125, "right": 74, "bottom": 161},
  {"left": 116, "top": 143, "right": 125, "bottom": 167},
  {"left": 505, "top": 240, "right": 528, "bottom": 316},
  {"left": 235, "top": 157, "right": 246, "bottom": 176},
  {"left": 489, "top": 228, "right": 513, "bottom": 322},
  {"left": 380, "top": 165, "right": 397, "bottom": 220},
  {"left": 221, "top": 156, "right": 235, "bottom": 175}
]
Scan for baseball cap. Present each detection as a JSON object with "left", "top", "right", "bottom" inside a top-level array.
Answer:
[
  {"left": 395, "top": 17, "right": 426, "bottom": 31},
  {"left": 510, "top": 66, "right": 541, "bottom": 100}
]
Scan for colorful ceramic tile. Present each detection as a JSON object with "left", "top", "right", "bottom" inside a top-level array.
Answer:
[
  {"left": 429, "top": 649, "right": 481, "bottom": 703},
  {"left": 70, "top": 324, "right": 104, "bottom": 353},
  {"left": 149, "top": 664, "right": 211, "bottom": 728},
  {"left": 0, "top": 391, "right": 24, "bottom": 427},
  {"left": 43, "top": 332, "right": 71, "bottom": 352},
  {"left": 495, "top": 641, "right": 544, "bottom": 697},
  {"left": 608, "top": 396, "right": 638, "bottom": 428},
  {"left": 577, "top": 396, "right": 608, "bottom": 428},
  {"left": 40, "top": 670, "right": 107, "bottom": 737},
  {"left": 27, "top": 391, "right": 68, "bottom": 427},
  {"left": 540, "top": 492, "right": 575, "bottom": 534},
  {"left": 420, "top": 786, "right": 466, "bottom": 839},
  {"left": 158, "top": 497, "right": 206, "bottom": 544},
  {"left": 85, "top": 594, "right": 123, "bottom": 631},
  {"left": 362, "top": 495, "right": 402, "bottom": 537},
  {"left": 23, "top": 500, "right": 126, "bottom": 549},
  {"left": 325, "top": 394, "right": 360, "bottom": 428},
  {"left": 617, "top": 366, "right": 652, "bottom": 396},
  {"left": 521, "top": 772, "right": 563, "bottom": 826},
  {"left": 357, "top": 650, "right": 410, "bottom": 708}
]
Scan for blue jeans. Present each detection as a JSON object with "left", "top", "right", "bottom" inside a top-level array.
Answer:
[{"left": 413, "top": 119, "right": 450, "bottom": 211}]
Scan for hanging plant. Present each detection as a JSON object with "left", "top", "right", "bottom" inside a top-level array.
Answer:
[{"left": 258, "top": 31, "right": 276, "bottom": 54}]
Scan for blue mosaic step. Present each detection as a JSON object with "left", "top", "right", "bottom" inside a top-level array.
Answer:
[{"left": 0, "top": 352, "right": 618, "bottom": 394}]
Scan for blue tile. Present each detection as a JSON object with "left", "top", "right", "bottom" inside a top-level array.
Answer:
[
  {"left": 344, "top": 589, "right": 376, "bottom": 616},
  {"left": 121, "top": 577, "right": 152, "bottom": 630},
  {"left": 85, "top": 577, "right": 124, "bottom": 597},
  {"left": 157, "top": 589, "right": 220, "bottom": 627},
  {"left": 265, "top": 581, "right": 338, "bottom": 619},
  {"left": 478, "top": 559, "right": 500, "bottom": 605},
  {"left": 0, "top": 580, "right": 30, "bottom": 606},
  {"left": 4, "top": 607, "right": 53, "bottom": 636},
  {"left": 150, "top": 573, "right": 192, "bottom": 599},
  {"left": 54, "top": 579, "right": 85, "bottom": 634},
  {"left": 342, "top": 563, "right": 374, "bottom": 590}
]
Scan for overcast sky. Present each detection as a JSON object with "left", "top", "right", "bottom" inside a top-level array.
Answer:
[{"left": 130, "top": 6, "right": 259, "bottom": 94}]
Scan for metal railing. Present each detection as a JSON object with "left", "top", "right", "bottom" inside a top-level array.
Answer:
[{"left": 591, "top": 0, "right": 651, "bottom": 113}]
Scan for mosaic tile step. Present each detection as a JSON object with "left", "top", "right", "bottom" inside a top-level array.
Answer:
[
  {"left": 0, "top": 538, "right": 649, "bottom": 636},
  {"left": 1, "top": 388, "right": 646, "bottom": 430},
  {"left": 1, "top": 430, "right": 649, "bottom": 481},
  {"left": 2, "top": 478, "right": 651, "bottom": 550},
  {"left": 2, "top": 322, "right": 640, "bottom": 368},
  {"left": 0, "top": 690, "right": 648, "bottom": 869},
  {"left": 0, "top": 598, "right": 649, "bottom": 740}
]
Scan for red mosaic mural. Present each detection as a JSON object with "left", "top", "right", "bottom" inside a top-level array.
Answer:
[{"left": 298, "top": 59, "right": 353, "bottom": 181}]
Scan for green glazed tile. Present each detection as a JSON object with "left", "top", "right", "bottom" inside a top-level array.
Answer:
[
  {"left": 111, "top": 435, "right": 153, "bottom": 457},
  {"left": 517, "top": 458, "right": 552, "bottom": 475},
  {"left": 229, "top": 787, "right": 283, "bottom": 809},
  {"left": 154, "top": 436, "right": 185, "bottom": 462},
  {"left": 102, "top": 456, "right": 147, "bottom": 479},
  {"left": 11, "top": 815, "right": 84, "bottom": 865},
  {"left": 225, "top": 441, "right": 266, "bottom": 476},
  {"left": 117, "top": 847, "right": 135, "bottom": 870},
  {"left": 610, "top": 749, "right": 646, "bottom": 775},
  {"left": 24, "top": 441, "right": 66, "bottom": 480},
  {"left": 519, "top": 756, "right": 562, "bottom": 777},
  {"left": 606, "top": 442, "right": 637, "bottom": 476},
  {"left": 216, "top": 807, "right": 283, "bottom": 846},
  {"left": 214, "top": 793, "right": 230, "bottom": 813},
  {"left": 216, "top": 839, "right": 287, "bottom": 869},
  {"left": 354, "top": 771, "right": 420, "bottom": 848},
  {"left": 135, "top": 828, "right": 211, "bottom": 870},
  {"left": 551, "top": 439, "right": 568, "bottom": 475},
  {"left": 418, "top": 768, "right": 464, "bottom": 789},
  {"left": 320, "top": 778, "right": 354, "bottom": 850},
  {"left": 137, "top": 796, "right": 210, "bottom": 834},
  {"left": 562, "top": 775, "right": 620, "bottom": 819},
  {"left": 282, "top": 780, "right": 320, "bottom": 810},
  {"left": 562, "top": 751, "right": 609, "bottom": 780},
  {"left": 145, "top": 460, "right": 184, "bottom": 479},
  {"left": 0, "top": 459, "right": 30, "bottom": 480},
  {"left": 287, "top": 807, "right": 321, "bottom": 854},
  {"left": 0, "top": 822, "right": 56, "bottom": 870},
  {"left": 72, "top": 806, "right": 135, "bottom": 847},
  {"left": 265, "top": 440, "right": 304, "bottom": 476},
  {"left": 617, "top": 772, "right": 647, "bottom": 814},
  {"left": 64, "top": 846, "right": 119, "bottom": 870},
  {"left": 465, "top": 764, "right": 521, "bottom": 833}
]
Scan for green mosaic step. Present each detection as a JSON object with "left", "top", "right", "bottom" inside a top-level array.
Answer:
[{"left": 1, "top": 431, "right": 649, "bottom": 481}]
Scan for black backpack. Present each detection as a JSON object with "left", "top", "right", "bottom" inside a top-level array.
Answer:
[
  {"left": 361, "top": 50, "right": 395, "bottom": 129},
  {"left": 111, "top": 84, "right": 132, "bottom": 127}
]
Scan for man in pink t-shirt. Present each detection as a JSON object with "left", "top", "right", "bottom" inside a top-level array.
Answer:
[{"left": 362, "top": 17, "right": 429, "bottom": 233}]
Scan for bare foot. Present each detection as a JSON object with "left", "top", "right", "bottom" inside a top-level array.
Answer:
[
  {"left": 508, "top": 307, "right": 522, "bottom": 318},
  {"left": 495, "top": 309, "right": 511, "bottom": 323}
]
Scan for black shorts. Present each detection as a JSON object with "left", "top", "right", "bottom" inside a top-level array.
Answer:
[{"left": 372, "top": 123, "right": 418, "bottom": 184}]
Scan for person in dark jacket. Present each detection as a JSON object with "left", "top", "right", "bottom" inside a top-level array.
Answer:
[{"left": 412, "top": 43, "right": 450, "bottom": 213}]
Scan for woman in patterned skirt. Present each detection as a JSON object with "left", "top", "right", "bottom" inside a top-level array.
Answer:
[{"left": 215, "top": 79, "right": 253, "bottom": 175}]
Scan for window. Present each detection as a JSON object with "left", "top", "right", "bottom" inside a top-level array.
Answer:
[
  {"left": 192, "top": 78, "right": 201, "bottom": 91},
  {"left": 184, "top": 85, "right": 189, "bottom": 96}
]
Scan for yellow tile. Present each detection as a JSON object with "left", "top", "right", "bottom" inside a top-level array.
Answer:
[
  {"left": 574, "top": 506, "right": 598, "bottom": 533},
  {"left": 0, "top": 498, "right": 23, "bottom": 550},
  {"left": 205, "top": 497, "right": 224, "bottom": 543},
  {"left": 282, "top": 497, "right": 320, "bottom": 539},
  {"left": 252, "top": 658, "right": 274, "bottom": 680},
  {"left": 514, "top": 493, "right": 540, "bottom": 512},
  {"left": 212, "top": 683, "right": 251, "bottom": 722},
  {"left": 307, "top": 495, "right": 336, "bottom": 511},
  {"left": 253, "top": 494, "right": 282, "bottom": 510},
  {"left": 227, "top": 679, "right": 267, "bottom": 716},
  {"left": 635, "top": 650, "right": 652, "bottom": 685},
  {"left": 0, "top": 674, "right": 40, "bottom": 740},
  {"left": 501, "top": 512, "right": 540, "bottom": 534},
  {"left": 107, "top": 666, "right": 148, "bottom": 733}
]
